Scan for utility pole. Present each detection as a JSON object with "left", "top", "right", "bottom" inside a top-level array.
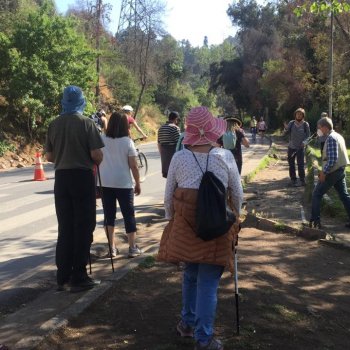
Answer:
[
  {"left": 95, "top": 0, "right": 102, "bottom": 104},
  {"left": 116, "top": 0, "right": 149, "bottom": 118},
  {"left": 329, "top": 10, "right": 334, "bottom": 118}
]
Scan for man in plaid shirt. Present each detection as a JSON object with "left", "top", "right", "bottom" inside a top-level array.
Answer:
[{"left": 310, "top": 116, "right": 350, "bottom": 228}]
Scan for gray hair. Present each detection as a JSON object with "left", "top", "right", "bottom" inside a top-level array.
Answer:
[
  {"left": 320, "top": 112, "right": 328, "bottom": 118},
  {"left": 317, "top": 117, "right": 333, "bottom": 130}
]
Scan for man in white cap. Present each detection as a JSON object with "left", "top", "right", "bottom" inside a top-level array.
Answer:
[{"left": 122, "top": 105, "right": 147, "bottom": 140}]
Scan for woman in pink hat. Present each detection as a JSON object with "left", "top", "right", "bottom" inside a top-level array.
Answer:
[{"left": 158, "top": 106, "right": 243, "bottom": 350}]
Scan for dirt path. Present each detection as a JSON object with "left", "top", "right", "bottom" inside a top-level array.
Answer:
[
  {"left": 32, "top": 139, "right": 350, "bottom": 349},
  {"left": 35, "top": 227, "right": 350, "bottom": 350},
  {"left": 244, "top": 140, "right": 307, "bottom": 227}
]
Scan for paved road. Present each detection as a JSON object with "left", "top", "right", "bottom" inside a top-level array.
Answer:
[
  {"left": 0, "top": 136, "right": 267, "bottom": 308},
  {"left": 0, "top": 142, "right": 165, "bottom": 307}
]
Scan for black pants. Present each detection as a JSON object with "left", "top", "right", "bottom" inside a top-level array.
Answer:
[
  {"left": 102, "top": 187, "right": 136, "bottom": 233},
  {"left": 54, "top": 169, "right": 96, "bottom": 285},
  {"left": 159, "top": 144, "right": 176, "bottom": 178},
  {"left": 287, "top": 147, "right": 305, "bottom": 181}
]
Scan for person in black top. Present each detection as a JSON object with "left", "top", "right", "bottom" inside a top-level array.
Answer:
[{"left": 157, "top": 111, "right": 181, "bottom": 178}]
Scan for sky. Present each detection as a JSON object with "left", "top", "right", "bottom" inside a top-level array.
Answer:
[{"left": 54, "top": 0, "right": 239, "bottom": 47}]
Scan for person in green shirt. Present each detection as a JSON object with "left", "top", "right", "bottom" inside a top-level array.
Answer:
[{"left": 45, "top": 86, "right": 104, "bottom": 293}]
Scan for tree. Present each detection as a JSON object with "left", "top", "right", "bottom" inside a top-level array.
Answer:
[
  {"left": 116, "top": 0, "right": 166, "bottom": 117},
  {"left": 0, "top": 2, "right": 96, "bottom": 138}
]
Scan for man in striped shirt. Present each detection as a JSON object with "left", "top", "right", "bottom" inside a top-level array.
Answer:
[
  {"left": 310, "top": 116, "right": 350, "bottom": 229},
  {"left": 158, "top": 111, "right": 181, "bottom": 178}
]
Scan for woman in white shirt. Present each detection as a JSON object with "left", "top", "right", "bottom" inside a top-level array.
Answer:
[{"left": 99, "top": 111, "right": 142, "bottom": 258}]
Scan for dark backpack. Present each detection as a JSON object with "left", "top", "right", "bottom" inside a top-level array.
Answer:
[
  {"left": 90, "top": 112, "right": 103, "bottom": 133},
  {"left": 191, "top": 148, "right": 236, "bottom": 241}
]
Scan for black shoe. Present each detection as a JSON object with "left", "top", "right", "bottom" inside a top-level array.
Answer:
[
  {"left": 313, "top": 221, "right": 322, "bottom": 229},
  {"left": 300, "top": 179, "right": 306, "bottom": 186},
  {"left": 345, "top": 222, "right": 350, "bottom": 229},
  {"left": 70, "top": 277, "right": 101, "bottom": 293},
  {"left": 57, "top": 283, "right": 70, "bottom": 292},
  {"left": 289, "top": 179, "right": 297, "bottom": 187}
]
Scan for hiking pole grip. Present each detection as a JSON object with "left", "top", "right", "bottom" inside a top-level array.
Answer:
[{"left": 96, "top": 165, "right": 115, "bottom": 273}]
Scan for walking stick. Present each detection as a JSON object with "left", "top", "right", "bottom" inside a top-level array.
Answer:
[
  {"left": 96, "top": 166, "right": 115, "bottom": 273},
  {"left": 234, "top": 244, "right": 240, "bottom": 335},
  {"left": 290, "top": 132, "right": 317, "bottom": 158},
  {"left": 88, "top": 252, "right": 92, "bottom": 274}
]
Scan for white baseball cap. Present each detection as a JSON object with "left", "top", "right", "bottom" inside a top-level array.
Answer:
[{"left": 122, "top": 105, "right": 133, "bottom": 112}]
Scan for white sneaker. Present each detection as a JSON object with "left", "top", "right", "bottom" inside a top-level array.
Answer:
[{"left": 128, "top": 245, "right": 142, "bottom": 258}]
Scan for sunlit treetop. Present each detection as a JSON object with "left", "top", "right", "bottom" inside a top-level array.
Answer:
[{"left": 294, "top": 0, "right": 350, "bottom": 16}]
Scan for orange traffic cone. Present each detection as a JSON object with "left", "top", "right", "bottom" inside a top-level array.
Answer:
[{"left": 34, "top": 152, "right": 46, "bottom": 181}]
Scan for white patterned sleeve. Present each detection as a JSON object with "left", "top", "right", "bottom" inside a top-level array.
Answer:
[
  {"left": 164, "top": 153, "right": 179, "bottom": 219},
  {"left": 226, "top": 152, "right": 243, "bottom": 214}
]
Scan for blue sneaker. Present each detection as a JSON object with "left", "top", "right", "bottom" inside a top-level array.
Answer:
[{"left": 195, "top": 338, "right": 223, "bottom": 350}]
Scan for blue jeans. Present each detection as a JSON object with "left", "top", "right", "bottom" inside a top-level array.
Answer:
[
  {"left": 311, "top": 168, "right": 350, "bottom": 223},
  {"left": 181, "top": 263, "right": 224, "bottom": 344},
  {"left": 102, "top": 187, "right": 136, "bottom": 233},
  {"left": 288, "top": 147, "right": 305, "bottom": 181},
  {"left": 250, "top": 127, "right": 257, "bottom": 141}
]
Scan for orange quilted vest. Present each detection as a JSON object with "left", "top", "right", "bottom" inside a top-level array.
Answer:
[{"left": 157, "top": 188, "right": 238, "bottom": 273}]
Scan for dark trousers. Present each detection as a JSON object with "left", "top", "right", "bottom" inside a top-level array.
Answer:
[
  {"left": 311, "top": 168, "right": 350, "bottom": 223},
  {"left": 231, "top": 150, "right": 242, "bottom": 175},
  {"left": 102, "top": 187, "right": 136, "bottom": 233},
  {"left": 159, "top": 144, "right": 176, "bottom": 178},
  {"left": 54, "top": 169, "right": 96, "bottom": 285},
  {"left": 287, "top": 147, "right": 305, "bottom": 180}
]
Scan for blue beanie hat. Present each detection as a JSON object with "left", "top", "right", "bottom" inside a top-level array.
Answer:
[{"left": 61, "top": 85, "right": 86, "bottom": 115}]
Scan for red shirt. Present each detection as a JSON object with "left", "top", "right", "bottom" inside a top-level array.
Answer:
[{"left": 127, "top": 115, "right": 135, "bottom": 127}]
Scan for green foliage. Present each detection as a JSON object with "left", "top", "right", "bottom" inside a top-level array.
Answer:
[
  {"left": 0, "top": 4, "right": 96, "bottom": 138},
  {"left": 138, "top": 255, "right": 156, "bottom": 269},
  {"left": 107, "top": 65, "right": 139, "bottom": 107},
  {"left": 0, "top": 140, "right": 16, "bottom": 156},
  {"left": 294, "top": 1, "right": 350, "bottom": 16},
  {"left": 333, "top": 75, "right": 350, "bottom": 131}
]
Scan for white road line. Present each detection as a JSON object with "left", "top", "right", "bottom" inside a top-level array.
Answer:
[
  {"left": 0, "top": 257, "right": 55, "bottom": 290},
  {"left": 0, "top": 193, "right": 53, "bottom": 214},
  {"left": 0, "top": 181, "right": 39, "bottom": 190},
  {"left": 0, "top": 224, "right": 57, "bottom": 263},
  {"left": 0, "top": 204, "right": 56, "bottom": 233}
]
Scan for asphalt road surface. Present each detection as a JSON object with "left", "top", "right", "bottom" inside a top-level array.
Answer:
[
  {"left": 0, "top": 135, "right": 263, "bottom": 310},
  {"left": 0, "top": 141, "right": 165, "bottom": 309}
]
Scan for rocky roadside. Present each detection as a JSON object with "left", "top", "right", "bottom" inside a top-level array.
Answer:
[{"left": 0, "top": 143, "right": 42, "bottom": 170}]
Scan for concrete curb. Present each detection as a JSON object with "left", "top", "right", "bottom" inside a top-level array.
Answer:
[
  {"left": 13, "top": 244, "right": 160, "bottom": 350},
  {"left": 244, "top": 213, "right": 350, "bottom": 252}
]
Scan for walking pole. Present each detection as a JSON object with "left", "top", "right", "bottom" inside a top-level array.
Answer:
[
  {"left": 234, "top": 244, "right": 240, "bottom": 335},
  {"left": 96, "top": 166, "right": 115, "bottom": 273},
  {"left": 88, "top": 252, "right": 92, "bottom": 274}
]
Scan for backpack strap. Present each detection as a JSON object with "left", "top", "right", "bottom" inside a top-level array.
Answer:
[{"left": 190, "top": 146, "right": 214, "bottom": 174}]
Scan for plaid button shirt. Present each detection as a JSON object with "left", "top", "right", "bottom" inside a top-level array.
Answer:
[{"left": 323, "top": 134, "right": 338, "bottom": 174}]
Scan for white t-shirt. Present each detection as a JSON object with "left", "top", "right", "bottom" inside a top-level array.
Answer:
[
  {"left": 99, "top": 136, "right": 138, "bottom": 188},
  {"left": 164, "top": 147, "right": 243, "bottom": 219}
]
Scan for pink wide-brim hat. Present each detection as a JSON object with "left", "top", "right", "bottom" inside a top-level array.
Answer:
[{"left": 182, "top": 106, "right": 227, "bottom": 146}]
